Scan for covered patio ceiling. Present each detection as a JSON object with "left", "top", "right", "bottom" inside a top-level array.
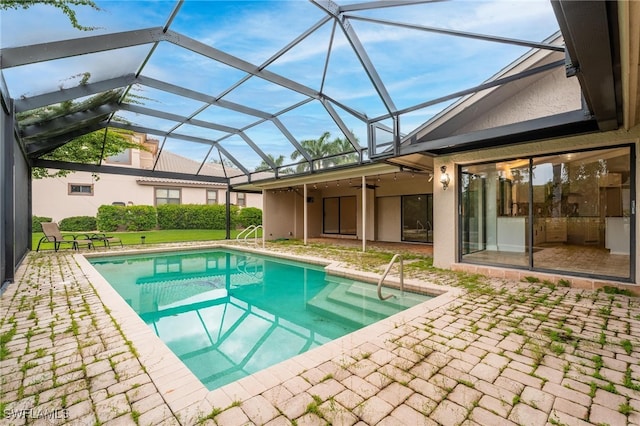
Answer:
[{"left": 0, "top": 0, "right": 631, "bottom": 188}]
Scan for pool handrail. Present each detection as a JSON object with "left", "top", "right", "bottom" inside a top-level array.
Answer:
[
  {"left": 237, "top": 225, "right": 262, "bottom": 244},
  {"left": 377, "top": 253, "right": 404, "bottom": 300}
]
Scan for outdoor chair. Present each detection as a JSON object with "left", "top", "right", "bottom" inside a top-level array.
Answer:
[
  {"left": 37, "top": 222, "right": 94, "bottom": 252},
  {"left": 89, "top": 233, "right": 123, "bottom": 249}
]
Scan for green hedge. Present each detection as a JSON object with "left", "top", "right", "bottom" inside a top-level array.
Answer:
[
  {"left": 96, "top": 204, "right": 260, "bottom": 231},
  {"left": 97, "top": 205, "right": 157, "bottom": 231},
  {"left": 32, "top": 216, "right": 52, "bottom": 233},
  {"left": 96, "top": 205, "right": 125, "bottom": 232},
  {"left": 237, "top": 207, "right": 262, "bottom": 227},
  {"left": 157, "top": 204, "right": 240, "bottom": 230},
  {"left": 59, "top": 216, "right": 97, "bottom": 232},
  {"left": 126, "top": 205, "right": 157, "bottom": 231}
]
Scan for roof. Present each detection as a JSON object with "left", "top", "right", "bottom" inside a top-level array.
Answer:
[
  {"left": 1, "top": 1, "right": 635, "bottom": 185},
  {"left": 153, "top": 150, "right": 235, "bottom": 179}
]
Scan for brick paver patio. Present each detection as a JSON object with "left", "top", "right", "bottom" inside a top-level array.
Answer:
[{"left": 1, "top": 242, "right": 639, "bottom": 425}]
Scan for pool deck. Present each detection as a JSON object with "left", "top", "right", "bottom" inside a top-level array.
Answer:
[{"left": 2, "top": 241, "right": 640, "bottom": 425}]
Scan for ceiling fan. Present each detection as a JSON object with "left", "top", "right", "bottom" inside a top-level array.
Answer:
[{"left": 350, "top": 183, "right": 380, "bottom": 190}]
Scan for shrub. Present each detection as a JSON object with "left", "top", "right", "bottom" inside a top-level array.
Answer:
[
  {"left": 32, "top": 216, "right": 52, "bottom": 233},
  {"left": 59, "top": 216, "right": 97, "bottom": 232},
  {"left": 125, "top": 205, "right": 157, "bottom": 231},
  {"left": 97, "top": 205, "right": 126, "bottom": 232},
  {"left": 237, "top": 207, "right": 262, "bottom": 227},
  {"left": 97, "top": 205, "right": 156, "bottom": 231},
  {"left": 157, "top": 204, "right": 238, "bottom": 230}
]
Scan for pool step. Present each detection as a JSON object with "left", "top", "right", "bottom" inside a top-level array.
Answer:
[
  {"left": 306, "top": 280, "right": 426, "bottom": 328},
  {"left": 335, "top": 278, "right": 427, "bottom": 309}
]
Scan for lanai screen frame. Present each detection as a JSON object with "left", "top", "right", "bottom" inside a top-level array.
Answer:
[
  {"left": 0, "top": 1, "right": 584, "bottom": 183},
  {"left": 0, "top": 0, "right": 624, "bottom": 285}
]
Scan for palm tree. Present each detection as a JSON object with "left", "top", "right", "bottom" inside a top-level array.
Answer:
[
  {"left": 290, "top": 132, "right": 359, "bottom": 172},
  {"left": 291, "top": 132, "right": 333, "bottom": 172},
  {"left": 254, "top": 154, "right": 293, "bottom": 174},
  {"left": 328, "top": 135, "right": 359, "bottom": 165}
]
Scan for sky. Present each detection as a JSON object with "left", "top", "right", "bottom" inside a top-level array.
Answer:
[{"left": 0, "top": 0, "right": 561, "bottom": 173}]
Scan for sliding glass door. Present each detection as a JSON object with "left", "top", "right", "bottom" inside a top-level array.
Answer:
[
  {"left": 531, "top": 147, "right": 632, "bottom": 278},
  {"left": 459, "top": 146, "right": 634, "bottom": 280},
  {"left": 323, "top": 196, "right": 357, "bottom": 235},
  {"left": 461, "top": 172, "right": 485, "bottom": 254},
  {"left": 460, "top": 161, "right": 530, "bottom": 267}
]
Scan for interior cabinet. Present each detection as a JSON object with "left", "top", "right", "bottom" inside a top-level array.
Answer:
[{"left": 567, "top": 218, "right": 601, "bottom": 245}]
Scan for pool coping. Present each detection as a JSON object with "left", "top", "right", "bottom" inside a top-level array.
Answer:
[{"left": 77, "top": 244, "right": 463, "bottom": 420}]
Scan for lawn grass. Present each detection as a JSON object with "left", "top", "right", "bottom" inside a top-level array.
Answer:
[{"left": 32, "top": 228, "right": 262, "bottom": 250}]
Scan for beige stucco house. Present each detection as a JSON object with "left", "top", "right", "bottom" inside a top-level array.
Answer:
[{"left": 33, "top": 133, "right": 262, "bottom": 222}]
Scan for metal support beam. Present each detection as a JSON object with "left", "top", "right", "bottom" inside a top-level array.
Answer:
[
  {"left": 401, "top": 110, "right": 597, "bottom": 156},
  {"left": 321, "top": 99, "right": 362, "bottom": 154},
  {"left": 262, "top": 189, "right": 266, "bottom": 249},
  {"left": 377, "top": 60, "right": 566, "bottom": 123},
  {"left": 226, "top": 186, "right": 231, "bottom": 240},
  {"left": 25, "top": 122, "right": 106, "bottom": 158},
  {"left": 119, "top": 103, "right": 239, "bottom": 133},
  {"left": 166, "top": 30, "right": 321, "bottom": 99},
  {"left": 0, "top": 27, "right": 169, "bottom": 69},
  {"left": 106, "top": 122, "right": 250, "bottom": 175},
  {"left": 362, "top": 175, "right": 367, "bottom": 252},
  {"left": 32, "top": 159, "right": 228, "bottom": 183},
  {"left": 238, "top": 132, "right": 277, "bottom": 170},
  {"left": 312, "top": 0, "right": 396, "bottom": 115},
  {"left": 2, "top": 101, "right": 15, "bottom": 283},
  {"left": 339, "top": 0, "right": 435, "bottom": 12},
  {"left": 345, "top": 15, "right": 565, "bottom": 52},
  {"left": 14, "top": 74, "right": 136, "bottom": 113},
  {"left": 552, "top": 0, "right": 620, "bottom": 130},
  {"left": 303, "top": 183, "right": 308, "bottom": 246},
  {"left": 20, "top": 103, "right": 119, "bottom": 138},
  {"left": 138, "top": 75, "right": 274, "bottom": 119},
  {"left": 271, "top": 117, "right": 313, "bottom": 163}
]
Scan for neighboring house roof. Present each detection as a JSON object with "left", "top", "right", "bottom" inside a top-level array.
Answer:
[
  {"left": 153, "top": 151, "right": 233, "bottom": 178},
  {"left": 137, "top": 150, "right": 250, "bottom": 187},
  {"left": 136, "top": 177, "right": 225, "bottom": 188}
]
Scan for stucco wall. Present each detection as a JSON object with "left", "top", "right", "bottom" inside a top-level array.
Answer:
[
  {"left": 456, "top": 69, "right": 583, "bottom": 134},
  {"left": 33, "top": 171, "right": 149, "bottom": 222},
  {"left": 264, "top": 191, "right": 298, "bottom": 239},
  {"left": 32, "top": 171, "right": 261, "bottom": 223},
  {"left": 377, "top": 197, "right": 401, "bottom": 242}
]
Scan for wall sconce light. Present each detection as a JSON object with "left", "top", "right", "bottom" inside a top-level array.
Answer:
[{"left": 439, "top": 165, "right": 450, "bottom": 190}]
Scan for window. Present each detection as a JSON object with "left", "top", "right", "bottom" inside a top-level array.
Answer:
[
  {"left": 105, "top": 148, "right": 131, "bottom": 164},
  {"left": 459, "top": 146, "right": 634, "bottom": 281},
  {"left": 155, "top": 188, "right": 180, "bottom": 205},
  {"left": 402, "top": 194, "right": 433, "bottom": 243},
  {"left": 237, "top": 192, "right": 246, "bottom": 207},
  {"left": 207, "top": 190, "right": 218, "bottom": 205},
  {"left": 68, "top": 184, "right": 93, "bottom": 196}
]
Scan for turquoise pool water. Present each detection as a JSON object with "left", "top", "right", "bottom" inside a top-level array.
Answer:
[{"left": 90, "top": 249, "right": 431, "bottom": 390}]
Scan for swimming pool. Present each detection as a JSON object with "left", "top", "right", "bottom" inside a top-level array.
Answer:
[{"left": 89, "top": 249, "right": 431, "bottom": 390}]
